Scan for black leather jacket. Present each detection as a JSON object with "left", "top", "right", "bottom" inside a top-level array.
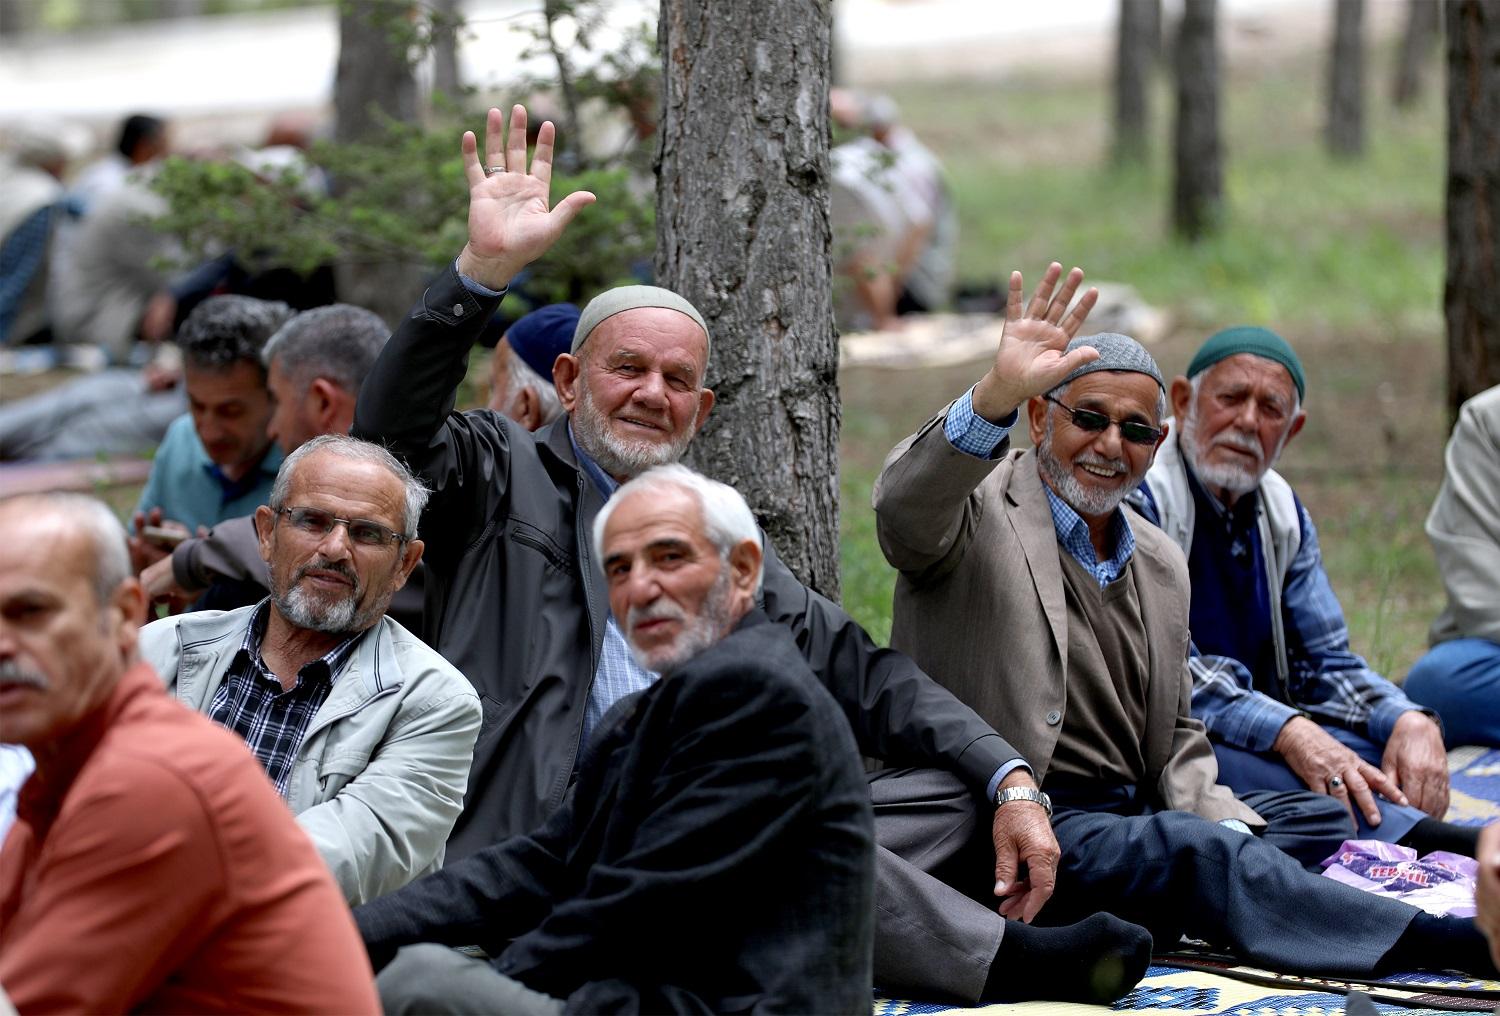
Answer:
[{"left": 354, "top": 264, "right": 1023, "bottom": 859}]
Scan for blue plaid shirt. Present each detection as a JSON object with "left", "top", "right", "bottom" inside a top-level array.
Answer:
[
  {"left": 1135, "top": 486, "right": 1428, "bottom": 753},
  {"left": 206, "top": 601, "right": 359, "bottom": 797},
  {"left": 570, "top": 427, "right": 663, "bottom": 747},
  {"left": 0, "top": 205, "right": 54, "bottom": 344}
]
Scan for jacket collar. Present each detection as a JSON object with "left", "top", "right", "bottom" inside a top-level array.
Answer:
[
  {"left": 169, "top": 604, "right": 401, "bottom": 713},
  {"left": 1002, "top": 450, "right": 1070, "bottom": 672}
]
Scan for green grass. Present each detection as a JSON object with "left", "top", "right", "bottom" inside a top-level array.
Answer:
[{"left": 838, "top": 46, "right": 1451, "bottom": 682}]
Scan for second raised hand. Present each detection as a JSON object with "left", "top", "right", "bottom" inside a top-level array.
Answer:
[
  {"left": 973, "top": 263, "right": 1101, "bottom": 420},
  {"left": 456, "top": 104, "right": 597, "bottom": 292}
]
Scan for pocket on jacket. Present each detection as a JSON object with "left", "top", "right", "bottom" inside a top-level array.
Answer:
[{"left": 508, "top": 519, "right": 573, "bottom": 574}]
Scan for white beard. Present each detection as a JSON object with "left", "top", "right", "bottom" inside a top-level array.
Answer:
[
  {"left": 1036, "top": 417, "right": 1136, "bottom": 517},
  {"left": 1178, "top": 407, "right": 1274, "bottom": 498},
  {"left": 572, "top": 383, "right": 694, "bottom": 481},
  {"left": 624, "top": 568, "right": 735, "bottom": 675}
]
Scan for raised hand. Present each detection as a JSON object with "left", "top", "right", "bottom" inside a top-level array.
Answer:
[
  {"left": 972, "top": 263, "right": 1100, "bottom": 421},
  {"left": 455, "top": 105, "right": 597, "bottom": 291}
]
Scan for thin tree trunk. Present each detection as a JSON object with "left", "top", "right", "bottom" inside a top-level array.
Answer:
[
  {"left": 334, "top": 0, "right": 424, "bottom": 326},
  {"left": 1114, "top": 0, "right": 1157, "bottom": 165},
  {"left": 431, "top": 0, "right": 462, "bottom": 100},
  {"left": 1394, "top": 0, "right": 1442, "bottom": 107},
  {"left": 1326, "top": 0, "right": 1366, "bottom": 158},
  {"left": 1445, "top": 0, "right": 1500, "bottom": 416},
  {"left": 656, "top": 0, "right": 841, "bottom": 598},
  {"left": 1172, "top": 0, "right": 1221, "bottom": 240}
]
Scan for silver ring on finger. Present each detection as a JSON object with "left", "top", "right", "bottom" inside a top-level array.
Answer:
[
  {"left": 486, "top": 166, "right": 506, "bottom": 176},
  {"left": 1328, "top": 774, "right": 1345, "bottom": 790}
]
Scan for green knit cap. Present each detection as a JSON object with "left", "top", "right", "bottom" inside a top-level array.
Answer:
[{"left": 1186, "top": 326, "right": 1305, "bottom": 401}]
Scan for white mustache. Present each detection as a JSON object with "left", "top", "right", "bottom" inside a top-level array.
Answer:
[
  {"left": 626, "top": 600, "right": 686, "bottom": 630},
  {"left": 1210, "top": 429, "right": 1264, "bottom": 464},
  {"left": 0, "top": 660, "right": 48, "bottom": 690}
]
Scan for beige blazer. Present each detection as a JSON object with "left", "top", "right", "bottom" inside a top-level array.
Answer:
[
  {"left": 873, "top": 408, "right": 1261, "bottom": 826},
  {"left": 1429, "top": 384, "right": 1500, "bottom": 646}
]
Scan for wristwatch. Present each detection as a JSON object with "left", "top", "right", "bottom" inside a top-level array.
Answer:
[{"left": 996, "top": 786, "right": 1053, "bottom": 819}]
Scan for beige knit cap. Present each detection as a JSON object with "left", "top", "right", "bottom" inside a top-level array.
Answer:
[{"left": 572, "top": 285, "right": 711, "bottom": 358}]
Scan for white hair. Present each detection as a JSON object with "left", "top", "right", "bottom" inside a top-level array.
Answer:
[
  {"left": 0, "top": 493, "right": 131, "bottom": 604},
  {"left": 501, "top": 343, "right": 564, "bottom": 425},
  {"left": 270, "top": 434, "right": 429, "bottom": 539},
  {"left": 592, "top": 463, "right": 765, "bottom": 594}
]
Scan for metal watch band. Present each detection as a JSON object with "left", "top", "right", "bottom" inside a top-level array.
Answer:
[{"left": 995, "top": 786, "right": 1053, "bottom": 819}]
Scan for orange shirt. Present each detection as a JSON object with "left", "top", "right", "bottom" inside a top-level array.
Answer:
[{"left": 0, "top": 662, "right": 380, "bottom": 1015}]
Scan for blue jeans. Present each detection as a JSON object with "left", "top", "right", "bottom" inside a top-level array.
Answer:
[
  {"left": 1405, "top": 638, "right": 1500, "bottom": 748},
  {"left": 1211, "top": 724, "right": 1424, "bottom": 843}
]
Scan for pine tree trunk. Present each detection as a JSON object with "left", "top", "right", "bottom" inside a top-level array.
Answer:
[
  {"left": 1172, "top": 0, "right": 1221, "bottom": 240},
  {"left": 655, "top": 0, "right": 841, "bottom": 599},
  {"left": 431, "top": 0, "right": 462, "bottom": 100},
  {"left": 334, "top": 0, "right": 424, "bottom": 326},
  {"left": 1394, "top": 0, "right": 1442, "bottom": 107},
  {"left": 1114, "top": 0, "right": 1156, "bottom": 165},
  {"left": 1445, "top": 0, "right": 1500, "bottom": 416},
  {"left": 1326, "top": 0, "right": 1366, "bottom": 158}
]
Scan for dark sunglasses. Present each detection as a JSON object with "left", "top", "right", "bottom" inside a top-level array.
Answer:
[
  {"left": 275, "top": 506, "right": 407, "bottom": 548},
  {"left": 1044, "top": 395, "right": 1163, "bottom": 446}
]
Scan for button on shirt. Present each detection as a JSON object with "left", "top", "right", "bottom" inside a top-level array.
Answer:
[{"left": 206, "top": 601, "right": 358, "bottom": 797}]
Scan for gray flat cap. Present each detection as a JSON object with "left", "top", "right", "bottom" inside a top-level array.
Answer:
[
  {"left": 1049, "top": 332, "right": 1164, "bottom": 394},
  {"left": 572, "top": 285, "right": 711, "bottom": 358}
]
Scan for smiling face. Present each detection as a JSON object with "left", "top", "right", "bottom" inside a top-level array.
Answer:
[
  {"left": 0, "top": 508, "right": 143, "bottom": 749},
  {"left": 185, "top": 360, "right": 275, "bottom": 480},
  {"left": 1028, "top": 371, "right": 1166, "bottom": 520},
  {"left": 256, "top": 451, "right": 422, "bottom": 637},
  {"left": 600, "top": 485, "right": 757, "bottom": 675},
  {"left": 1174, "top": 353, "right": 1306, "bottom": 502},
  {"left": 556, "top": 308, "right": 715, "bottom": 482}
]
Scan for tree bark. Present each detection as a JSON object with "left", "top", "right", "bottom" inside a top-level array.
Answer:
[
  {"left": 431, "top": 0, "right": 462, "bottom": 100},
  {"left": 1114, "top": 0, "right": 1157, "bottom": 165},
  {"left": 1326, "top": 0, "right": 1366, "bottom": 158},
  {"left": 1395, "top": 0, "right": 1443, "bottom": 107},
  {"left": 1445, "top": 0, "right": 1500, "bottom": 416},
  {"left": 656, "top": 0, "right": 841, "bottom": 598},
  {"left": 334, "top": 0, "right": 424, "bottom": 326},
  {"left": 1172, "top": 0, "right": 1221, "bottom": 240}
]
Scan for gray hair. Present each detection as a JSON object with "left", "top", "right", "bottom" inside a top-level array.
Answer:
[
  {"left": 269, "top": 434, "right": 429, "bottom": 539},
  {"left": 593, "top": 463, "right": 764, "bottom": 594},
  {"left": 500, "top": 343, "right": 564, "bottom": 425},
  {"left": 0, "top": 493, "right": 131, "bottom": 605},
  {"left": 262, "top": 304, "right": 389, "bottom": 398},
  {"left": 177, "top": 295, "right": 294, "bottom": 375}
]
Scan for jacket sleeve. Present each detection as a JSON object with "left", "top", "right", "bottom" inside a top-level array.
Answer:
[
  {"left": 1428, "top": 390, "right": 1500, "bottom": 644},
  {"left": 298, "top": 682, "right": 483, "bottom": 906},
  {"left": 0, "top": 757, "right": 228, "bottom": 1013},
  {"left": 171, "top": 514, "right": 268, "bottom": 593},
  {"left": 350, "top": 263, "right": 510, "bottom": 567},
  {"left": 759, "top": 543, "right": 1020, "bottom": 794},
  {"left": 872, "top": 406, "right": 1010, "bottom": 582},
  {"left": 1159, "top": 660, "right": 1266, "bottom": 828}
]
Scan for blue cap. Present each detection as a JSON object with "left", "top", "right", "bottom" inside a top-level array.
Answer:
[{"left": 505, "top": 303, "right": 580, "bottom": 382}]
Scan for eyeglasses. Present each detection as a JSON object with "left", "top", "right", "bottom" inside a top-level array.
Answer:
[
  {"left": 1044, "top": 395, "right": 1163, "bottom": 446},
  {"left": 274, "top": 506, "right": 407, "bottom": 548}
]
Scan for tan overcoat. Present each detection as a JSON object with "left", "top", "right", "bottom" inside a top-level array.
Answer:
[{"left": 873, "top": 408, "right": 1261, "bottom": 826}]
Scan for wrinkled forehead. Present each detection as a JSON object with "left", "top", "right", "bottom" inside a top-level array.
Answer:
[
  {"left": 586, "top": 308, "right": 709, "bottom": 367},
  {"left": 604, "top": 485, "right": 707, "bottom": 547},
  {"left": 1200, "top": 353, "right": 1299, "bottom": 401},
  {"left": 1062, "top": 370, "right": 1163, "bottom": 421},
  {"left": 0, "top": 509, "right": 97, "bottom": 592},
  {"left": 285, "top": 452, "right": 406, "bottom": 518}
]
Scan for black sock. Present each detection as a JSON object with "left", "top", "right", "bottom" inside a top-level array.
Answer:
[
  {"left": 1381, "top": 911, "right": 1499, "bottom": 977},
  {"left": 1399, "top": 818, "right": 1481, "bottom": 857},
  {"left": 983, "top": 912, "right": 1153, "bottom": 1004}
]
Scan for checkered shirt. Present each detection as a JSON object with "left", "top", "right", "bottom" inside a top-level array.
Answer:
[{"left": 206, "top": 601, "right": 359, "bottom": 797}]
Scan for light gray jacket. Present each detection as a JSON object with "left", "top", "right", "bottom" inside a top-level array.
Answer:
[
  {"left": 1429, "top": 384, "right": 1500, "bottom": 646},
  {"left": 140, "top": 605, "right": 482, "bottom": 906}
]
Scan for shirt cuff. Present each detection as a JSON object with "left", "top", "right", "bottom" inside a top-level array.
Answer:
[
  {"left": 1217, "top": 695, "right": 1305, "bottom": 753},
  {"left": 944, "top": 386, "right": 1017, "bottom": 459},
  {"left": 987, "top": 759, "right": 1033, "bottom": 803},
  {"left": 1367, "top": 699, "right": 1439, "bottom": 745},
  {"left": 455, "top": 259, "right": 507, "bottom": 299}
]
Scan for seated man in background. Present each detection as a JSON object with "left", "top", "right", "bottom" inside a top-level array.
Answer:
[
  {"left": 873, "top": 281, "right": 1500, "bottom": 980},
  {"left": 140, "top": 303, "right": 395, "bottom": 614},
  {"left": 0, "top": 123, "right": 71, "bottom": 347},
  {"left": 139, "top": 435, "right": 481, "bottom": 905},
  {"left": 486, "top": 301, "right": 577, "bottom": 429},
  {"left": 356, "top": 465, "right": 875, "bottom": 1015},
  {"left": 0, "top": 492, "right": 378, "bottom": 1014},
  {"left": 131, "top": 294, "right": 292, "bottom": 571},
  {"left": 1132, "top": 327, "right": 1463, "bottom": 851},
  {"left": 1405, "top": 383, "right": 1500, "bottom": 746}
]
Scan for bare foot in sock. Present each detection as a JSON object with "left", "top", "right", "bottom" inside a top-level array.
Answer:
[{"left": 984, "top": 912, "right": 1153, "bottom": 1004}]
